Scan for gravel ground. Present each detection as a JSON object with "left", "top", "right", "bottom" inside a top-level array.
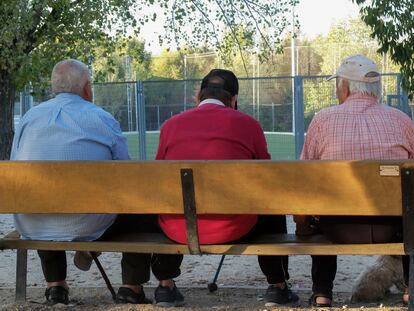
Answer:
[{"left": 0, "top": 287, "right": 407, "bottom": 311}]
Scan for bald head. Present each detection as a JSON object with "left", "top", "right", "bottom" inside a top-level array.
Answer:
[{"left": 51, "top": 59, "right": 92, "bottom": 100}]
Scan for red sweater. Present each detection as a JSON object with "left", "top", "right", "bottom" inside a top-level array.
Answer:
[{"left": 156, "top": 102, "right": 270, "bottom": 244}]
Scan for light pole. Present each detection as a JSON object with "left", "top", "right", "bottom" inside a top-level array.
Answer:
[
  {"left": 125, "top": 55, "right": 133, "bottom": 131},
  {"left": 291, "top": 4, "right": 296, "bottom": 135},
  {"left": 184, "top": 54, "right": 187, "bottom": 111}
]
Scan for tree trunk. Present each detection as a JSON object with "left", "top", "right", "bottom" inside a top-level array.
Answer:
[{"left": 0, "top": 71, "right": 16, "bottom": 160}]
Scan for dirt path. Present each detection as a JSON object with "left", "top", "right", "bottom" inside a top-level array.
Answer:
[{"left": 0, "top": 287, "right": 408, "bottom": 311}]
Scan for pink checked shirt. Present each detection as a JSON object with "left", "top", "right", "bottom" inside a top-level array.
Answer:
[{"left": 301, "top": 94, "right": 414, "bottom": 160}]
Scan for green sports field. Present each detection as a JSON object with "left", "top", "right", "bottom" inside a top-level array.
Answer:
[{"left": 125, "top": 132, "right": 296, "bottom": 160}]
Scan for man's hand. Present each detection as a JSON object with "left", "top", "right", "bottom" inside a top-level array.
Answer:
[{"left": 294, "top": 215, "right": 314, "bottom": 236}]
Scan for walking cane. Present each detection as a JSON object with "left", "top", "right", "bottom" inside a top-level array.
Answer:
[
  {"left": 91, "top": 253, "right": 117, "bottom": 302},
  {"left": 208, "top": 255, "right": 226, "bottom": 292}
]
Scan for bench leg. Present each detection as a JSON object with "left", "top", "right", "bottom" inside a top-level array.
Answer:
[
  {"left": 409, "top": 254, "right": 414, "bottom": 310},
  {"left": 15, "top": 249, "right": 27, "bottom": 303}
]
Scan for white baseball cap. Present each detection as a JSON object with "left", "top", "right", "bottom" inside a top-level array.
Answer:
[{"left": 327, "top": 54, "right": 381, "bottom": 83}]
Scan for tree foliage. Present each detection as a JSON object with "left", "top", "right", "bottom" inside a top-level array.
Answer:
[
  {"left": 0, "top": 1, "right": 139, "bottom": 87},
  {"left": 312, "top": 19, "right": 385, "bottom": 75},
  {"left": 157, "top": 0, "right": 298, "bottom": 60},
  {"left": 93, "top": 37, "right": 152, "bottom": 82},
  {"left": 150, "top": 48, "right": 216, "bottom": 80},
  {"left": 353, "top": 0, "right": 414, "bottom": 98},
  {"left": 0, "top": 0, "right": 298, "bottom": 88}
]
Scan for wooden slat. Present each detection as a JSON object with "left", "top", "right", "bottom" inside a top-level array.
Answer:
[
  {"left": 0, "top": 160, "right": 411, "bottom": 215},
  {"left": 0, "top": 232, "right": 405, "bottom": 255}
]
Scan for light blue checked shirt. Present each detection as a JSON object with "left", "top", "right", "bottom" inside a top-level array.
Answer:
[{"left": 11, "top": 93, "right": 130, "bottom": 241}]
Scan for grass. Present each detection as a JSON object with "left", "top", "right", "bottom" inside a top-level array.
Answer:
[{"left": 125, "top": 132, "right": 296, "bottom": 160}]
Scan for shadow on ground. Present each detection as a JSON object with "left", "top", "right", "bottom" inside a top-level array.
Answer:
[{"left": 0, "top": 287, "right": 407, "bottom": 311}]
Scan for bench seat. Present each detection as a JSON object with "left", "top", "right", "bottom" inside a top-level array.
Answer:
[{"left": 0, "top": 231, "right": 405, "bottom": 256}]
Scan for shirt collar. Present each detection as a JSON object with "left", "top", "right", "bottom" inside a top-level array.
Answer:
[
  {"left": 345, "top": 93, "right": 379, "bottom": 105},
  {"left": 55, "top": 92, "right": 83, "bottom": 100},
  {"left": 54, "top": 93, "right": 91, "bottom": 105},
  {"left": 198, "top": 99, "right": 225, "bottom": 107}
]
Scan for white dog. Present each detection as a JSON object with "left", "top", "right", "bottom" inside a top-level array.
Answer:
[{"left": 351, "top": 255, "right": 405, "bottom": 302}]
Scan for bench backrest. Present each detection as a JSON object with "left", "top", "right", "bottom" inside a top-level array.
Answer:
[{"left": 1, "top": 160, "right": 411, "bottom": 216}]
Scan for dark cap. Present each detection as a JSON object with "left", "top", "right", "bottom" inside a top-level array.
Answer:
[{"left": 200, "top": 69, "right": 239, "bottom": 96}]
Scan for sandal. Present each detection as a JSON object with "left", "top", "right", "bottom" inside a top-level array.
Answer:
[
  {"left": 309, "top": 293, "right": 332, "bottom": 307},
  {"left": 403, "top": 288, "right": 409, "bottom": 306}
]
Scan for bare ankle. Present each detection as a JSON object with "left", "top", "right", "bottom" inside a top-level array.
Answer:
[
  {"left": 316, "top": 296, "right": 331, "bottom": 304},
  {"left": 270, "top": 282, "right": 286, "bottom": 289},
  {"left": 160, "top": 279, "right": 175, "bottom": 289}
]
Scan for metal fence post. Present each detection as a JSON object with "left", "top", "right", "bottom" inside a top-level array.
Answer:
[
  {"left": 294, "top": 76, "right": 305, "bottom": 159},
  {"left": 157, "top": 105, "right": 160, "bottom": 130},
  {"left": 135, "top": 81, "right": 147, "bottom": 160},
  {"left": 126, "top": 83, "right": 133, "bottom": 132},
  {"left": 19, "top": 87, "right": 33, "bottom": 118},
  {"left": 397, "top": 74, "right": 402, "bottom": 111},
  {"left": 397, "top": 74, "right": 411, "bottom": 117},
  {"left": 402, "top": 91, "right": 411, "bottom": 118}
]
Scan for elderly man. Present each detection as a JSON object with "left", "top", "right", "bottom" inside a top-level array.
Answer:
[
  {"left": 156, "top": 69, "right": 299, "bottom": 307},
  {"left": 12, "top": 59, "right": 183, "bottom": 306},
  {"left": 295, "top": 55, "right": 414, "bottom": 306},
  {"left": 12, "top": 60, "right": 131, "bottom": 305}
]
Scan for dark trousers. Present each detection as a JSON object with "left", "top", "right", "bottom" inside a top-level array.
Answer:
[
  {"left": 115, "top": 215, "right": 289, "bottom": 285},
  {"left": 243, "top": 215, "right": 289, "bottom": 284},
  {"left": 38, "top": 215, "right": 183, "bottom": 284},
  {"left": 116, "top": 216, "right": 289, "bottom": 284},
  {"left": 38, "top": 250, "right": 67, "bottom": 282},
  {"left": 116, "top": 215, "right": 290, "bottom": 285},
  {"left": 311, "top": 216, "right": 409, "bottom": 297},
  {"left": 39, "top": 215, "right": 288, "bottom": 285}
]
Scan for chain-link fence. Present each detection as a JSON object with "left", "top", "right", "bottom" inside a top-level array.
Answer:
[
  {"left": 93, "top": 82, "right": 138, "bottom": 132},
  {"left": 302, "top": 74, "right": 409, "bottom": 130},
  {"left": 16, "top": 74, "right": 409, "bottom": 160}
]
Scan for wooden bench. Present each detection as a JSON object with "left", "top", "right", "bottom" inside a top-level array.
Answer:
[{"left": 0, "top": 160, "right": 413, "bottom": 308}]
